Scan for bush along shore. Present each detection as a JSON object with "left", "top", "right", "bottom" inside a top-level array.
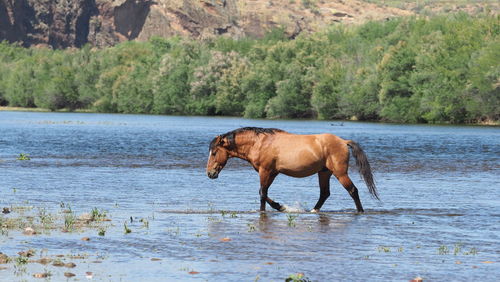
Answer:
[{"left": 0, "top": 13, "right": 498, "bottom": 124}]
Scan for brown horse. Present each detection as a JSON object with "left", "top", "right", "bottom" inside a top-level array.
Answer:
[{"left": 206, "top": 127, "right": 378, "bottom": 212}]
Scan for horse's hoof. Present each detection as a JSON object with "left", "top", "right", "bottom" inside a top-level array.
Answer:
[
  {"left": 310, "top": 209, "right": 319, "bottom": 213},
  {"left": 278, "top": 205, "right": 286, "bottom": 212}
]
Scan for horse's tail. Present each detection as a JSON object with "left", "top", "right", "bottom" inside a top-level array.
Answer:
[{"left": 346, "top": 140, "right": 379, "bottom": 200}]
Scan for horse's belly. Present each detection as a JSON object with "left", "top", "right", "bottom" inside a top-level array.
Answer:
[
  {"left": 280, "top": 169, "right": 319, "bottom": 178},
  {"left": 277, "top": 161, "right": 324, "bottom": 178}
]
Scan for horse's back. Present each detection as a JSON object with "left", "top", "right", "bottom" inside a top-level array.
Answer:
[{"left": 269, "top": 132, "right": 348, "bottom": 177}]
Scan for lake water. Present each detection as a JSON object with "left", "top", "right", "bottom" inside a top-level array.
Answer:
[{"left": 0, "top": 111, "right": 499, "bottom": 281}]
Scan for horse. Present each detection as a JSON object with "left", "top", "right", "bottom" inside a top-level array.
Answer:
[{"left": 206, "top": 127, "right": 379, "bottom": 213}]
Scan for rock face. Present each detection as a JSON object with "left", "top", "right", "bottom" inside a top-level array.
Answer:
[{"left": 0, "top": 0, "right": 413, "bottom": 48}]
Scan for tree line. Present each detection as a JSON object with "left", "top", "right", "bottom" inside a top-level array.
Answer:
[{"left": 0, "top": 13, "right": 498, "bottom": 124}]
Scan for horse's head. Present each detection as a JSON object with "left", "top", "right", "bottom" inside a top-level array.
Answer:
[{"left": 206, "top": 135, "right": 231, "bottom": 179}]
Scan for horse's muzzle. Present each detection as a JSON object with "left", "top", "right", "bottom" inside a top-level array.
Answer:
[{"left": 207, "top": 171, "right": 219, "bottom": 179}]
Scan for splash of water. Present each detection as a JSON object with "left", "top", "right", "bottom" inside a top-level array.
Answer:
[{"left": 281, "top": 201, "right": 307, "bottom": 213}]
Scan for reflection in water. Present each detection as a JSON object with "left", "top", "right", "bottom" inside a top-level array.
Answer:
[
  {"left": 258, "top": 212, "right": 271, "bottom": 233},
  {"left": 318, "top": 213, "right": 331, "bottom": 225}
]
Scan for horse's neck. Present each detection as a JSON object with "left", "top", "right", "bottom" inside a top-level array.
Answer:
[{"left": 229, "top": 134, "right": 257, "bottom": 161}]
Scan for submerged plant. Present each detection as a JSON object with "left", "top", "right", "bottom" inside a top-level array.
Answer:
[
  {"left": 90, "top": 207, "right": 106, "bottom": 221},
  {"left": 64, "top": 213, "right": 75, "bottom": 231},
  {"left": 37, "top": 207, "right": 53, "bottom": 230},
  {"left": 98, "top": 228, "right": 106, "bottom": 236},
  {"left": 286, "top": 214, "right": 298, "bottom": 227},
  {"left": 17, "top": 153, "right": 31, "bottom": 161},
  {"left": 285, "top": 273, "right": 311, "bottom": 282},
  {"left": 124, "top": 222, "right": 132, "bottom": 234},
  {"left": 247, "top": 223, "right": 256, "bottom": 232},
  {"left": 464, "top": 247, "right": 478, "bottom": 255},
  {"left": 378, "top": 246, "right": 391, "bottom": 253},
  {"left": 454, "top": 243, "right": 463, "bottom": 255},
  {"left": 15, "top": 256, "right": 29, "bottom": 265},
  {"left": 438, "top": 245, "right": 449, "bottom": 255},
  {"left": 140, "top": 218, "right": 149, "bottom": 229}
]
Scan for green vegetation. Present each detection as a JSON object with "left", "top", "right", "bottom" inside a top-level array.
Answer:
[
  {"left": 285, "top": 273, "right": 311, "bottom": 282},
  {"left": 0, "top": 13, "right": 498, "bottom": 124},
  {"left": 90, "top": 207, "right": 107, "bottom": 221},
  {"left": 438, "top": 244, "right": 478, "bottom": 255},
  {"left": 378, "top": 245, "right": 392, "bottom": 252},
  {"left": 98, "top": 227, "right": 106, "bottom": 236},
  {"left": 287, "top": 214, "right": 298, "bottom": 227},
  {"left": 366, "top": 0, "right": 498, "bottom": 16},
  {"left": 124, "top": 222, "right": 132, "bottom": 234},
  {"left": 16, "top": 153, "right": 30, "bottom": 161},
  {"left": 63, "top": 211, "right": 76, "bottom": 232}
]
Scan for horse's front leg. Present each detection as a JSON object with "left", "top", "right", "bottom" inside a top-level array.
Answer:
[{"left": 258, "top": 169, "right": 282, "bottom": 211}]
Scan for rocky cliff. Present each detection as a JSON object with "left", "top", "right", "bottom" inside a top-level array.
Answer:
[{"left": 1, "top": 0, "right": 493, "bottom": 49}]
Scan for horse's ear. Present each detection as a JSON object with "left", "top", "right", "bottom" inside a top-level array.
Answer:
[
  {"left": 219, "top": 137, "right": 228, "bottom": 147},
  {"left": 214, "top": 136, "right": 221, "bottom": 144},
  {"left": 215, "top": 135, "right": 227, "bottom": 147}
]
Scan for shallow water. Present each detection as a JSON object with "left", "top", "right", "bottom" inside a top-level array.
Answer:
[{"left": 0, "top": 111, "right": 499, "bottom": 281}]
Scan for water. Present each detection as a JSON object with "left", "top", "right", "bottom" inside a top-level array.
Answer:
[{"left": 0, "top": 111, "right": 499, "bottom": 281}]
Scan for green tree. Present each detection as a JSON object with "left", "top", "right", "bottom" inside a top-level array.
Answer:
[
  {"left": 113, "top": 62, "right": 154, "bottom": 113},
  {"left": 310, "top": 58, "right": 345, "bottom": 119},
  {"left": 265, "top": 63, "right": 313, "bottom": 118},
  {"left": 152, "top": 54, "right": 192, "bottom": 114},
  {"left": 465, "top": 40, "right": 500, "bottom": 121},
  {"left": 4, "top": 59, "right": 37, "bottom": 107},
  {"left": 377, "top": 40, "right": 419, "bottom": 122}
]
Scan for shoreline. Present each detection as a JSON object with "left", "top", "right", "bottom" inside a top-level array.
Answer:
[{"left": 1, "top": 106, "right": 498, "bottom": 126}]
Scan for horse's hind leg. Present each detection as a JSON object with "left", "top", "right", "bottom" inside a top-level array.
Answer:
[
  {"left": 327, "top": 150, "right": 365, "bottom": 213},
  {"left": 311, "top": 170, "right": 332, "bottom": 212},
  {"left": 337, "top": 174, "right": 364, "bottom": 213}
]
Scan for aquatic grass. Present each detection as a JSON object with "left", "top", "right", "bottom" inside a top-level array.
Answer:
[
  {"left": 90, "top": 207, "right": 106, "bottom": 221},
  {"left": 124, "top": 222, "right": 132, "bottom": 234},
  {"left": 64, "top": 213, "right": 76, "bottom": 232},
  {"left": 2, "top": 202, "right": 113, "bottom": 235},
  {"left": 438, "top": 245, "right": 449, "bottom": 255},
  {"left": 15, "top": 256, "right": 29, "bottom": 265},
  {"left": 454, "top": 243, "right": 462, "bottom": 255},
  {"left": 98, "top": 228, "right": 106, "bottom": 236},
  {"left": 16, "top": 153, "right": 30, "bottom": 160},
  {"left": 378, "top": 246, "right": 391, "bottom": 253},
  {"left": 37, "top": 207, "right": 53, "bottom": 230},
  {"left": 140, "top": 218, "right": 149, "bottom": 229},
  {"left": 437, "top": 244, "right": 477, "bottom": 255},
  {"left": 464, "top": 247, "right": 478, "bottom": 255},
  {"left": 285, "top": 272, "right": 311, "bottom": 282},
  {"left": 286, "top": 214, "right": 298, "bottom": 227},
  {"left": 247, "top": 223, "right": 256, "bottom": 232},
  {"left": 62, "top": 204, "right": 76, "bottom": 232}
]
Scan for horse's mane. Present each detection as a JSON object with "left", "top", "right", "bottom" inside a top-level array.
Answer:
[{"left": 209, "top": 127, "right": 284, "bottom": 151}]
